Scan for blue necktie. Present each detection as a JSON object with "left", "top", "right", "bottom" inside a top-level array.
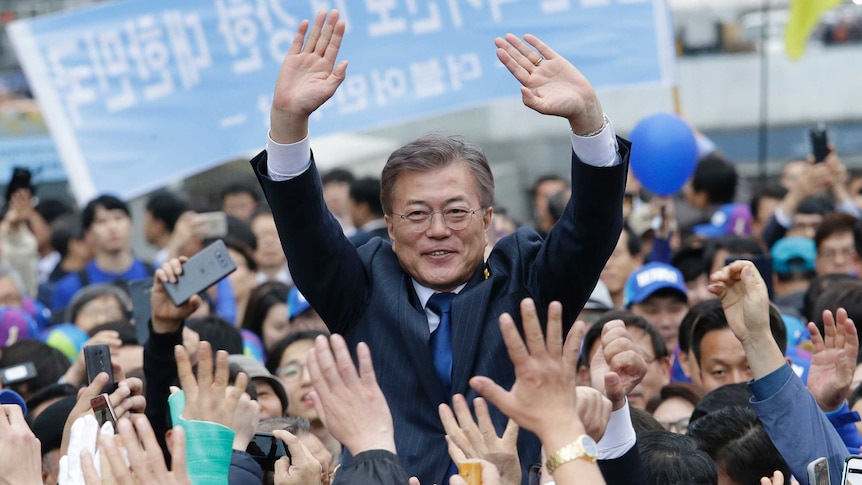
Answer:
[
  {"left": 427, "top": 292, "right": 459, "bottom": 481},
  {"left": 427, "top": 292, "right": 455, "bottom": 398}
]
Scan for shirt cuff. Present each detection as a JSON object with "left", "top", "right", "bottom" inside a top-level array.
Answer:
[
  {"left": 837, "top": 199, "right": 862, "bottom": 218},
  {"left": 774, "top": 206, "right": 793, "bottom": 229},
  {"left": 749, "top": 363, "right": 794, "bottom": 401},
  {"left": 570, "top": 117, "right": 621, "bottom": 168},
  {"left": 266, "top": 133, "right": 312, "bottom": 181},
  {"left": 597, "top": 400, "right": 637, "bottom": 459}
]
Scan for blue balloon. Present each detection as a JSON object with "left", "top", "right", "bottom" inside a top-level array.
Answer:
[{"left": 629, "top": 113, "right": 698, "bottom": 196}]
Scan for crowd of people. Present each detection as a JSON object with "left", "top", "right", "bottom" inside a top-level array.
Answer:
[{"left": 1, "top": 8, "right": 862, "bottom": 485}]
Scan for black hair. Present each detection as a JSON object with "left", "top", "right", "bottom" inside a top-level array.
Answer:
[
  {"left": 672, "top": 244, "right": 709, "bottom": 283},
  {"left": 814, "top": 212, "right": 860, "bottom": 251},
  {"left": 678, "top": 299, "right": 722, "bottom": 354},
  {"left": 242, "top": 281, "right": 290, "bottom": 342},
  {"left": 622, "top": 222, "right": 643, "bottom": 257},
  {"left": 578, "top": 310, "right": 668, "bottom": 370},
  {"left": 225, "top": 215, "right": 258, "bottom": 251},
  {"left": 631, "top": 407, "right": 666, "bottom": 436},
  {"left": 546, "top": 189, "right": 571, "bottom": 225},
  {"left": 349, "top": 177, "right": 384, "bottom": 218},
  {"left": 145, "top": 190, "right": 188, "bottom": 233},
  {"left": 687, "top": 405, "right": 791, "bottom": 485},
  {"left": 265, "top": 329, "right": 330, "bottom": 374},
  {"left": 0, "top": 340, "right": 71, "bottom": 396},
  {"left": 186, "top": 315, "right": 244, "bottom": 355},
  {"left": 797, "top": 195, "right": 834, "bottom": 216},
  {"left": 690, "top": 153, "right": 738, "bottom": 205},
  {"left": 691, "top": 302, "right": 786, "bottom": 365},
  {"left": 849, "top": 381, "right": 862, "bottom": 409},
  {"left": 703, "top": 236, "right": 765, "bottom": 272},
  {"left": 82, "top": 194, "right": 130, "bottom": 231},
  {"left": 50, "top": 214, "right": 84, "bottom": 259},
  {"left": 24, "top": 383, "right": 77, "bottom": 424},
  {"left": 810, "top": 280, "right": 862, "bottom": 342},
  {"left": 802, "top": 273, "right": 859, "bottom": 322},
  {"left": 749, "top": 183, "right": 787, "bottom": 220},
  {"left": 321, "top": 168, "right": 355, "bottom": 185},
  {"left": 220, "top": 182, "right": 260, "bottom": 203},
  {"left": 689, "top": 383, "right": 753, "bottom": 424},
  {"left": 34, "top": 198, "right": 75, "bottom": 225},
  {"left": 638, "top": 431, "right": 718, "bottom": 485},
  {"left": 647, "top": 382, "right": 706, "bottom": 415}
]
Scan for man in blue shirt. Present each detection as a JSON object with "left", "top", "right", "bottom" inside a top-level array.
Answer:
[{"left": 51, "top": 195, "right": 151, "bottom": 313}]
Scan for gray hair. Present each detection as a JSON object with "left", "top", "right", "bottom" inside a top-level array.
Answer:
[{"left": 380, "top": 134, "right": 494, "bottom": 215}]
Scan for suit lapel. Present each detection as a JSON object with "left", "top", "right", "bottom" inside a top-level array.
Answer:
[
  {"left": 450, "top": 264, "right": 493, "bottom": 396},
  {"left": 397, "top": 276, "right": 448, "bottom": 404}
]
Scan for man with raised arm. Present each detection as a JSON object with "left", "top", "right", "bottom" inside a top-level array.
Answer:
[{"left": 250, "top": 10, "right": 629, "bottom": 484}]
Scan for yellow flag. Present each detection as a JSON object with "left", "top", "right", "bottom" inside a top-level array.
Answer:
[{"left": 785, "top": 0, "right": 844, "bottom": 59}]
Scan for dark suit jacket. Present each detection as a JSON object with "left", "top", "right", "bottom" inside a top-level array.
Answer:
[
  {"left": 250, "top": 140, "right": 630, "bottom": 485},
  {"left": 348, "top": 224, "right": 390, "bottom": 247}
]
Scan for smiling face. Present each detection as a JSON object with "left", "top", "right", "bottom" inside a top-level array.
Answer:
[{"left": 385, "top": 162, "right": 492, "bottom": 292}]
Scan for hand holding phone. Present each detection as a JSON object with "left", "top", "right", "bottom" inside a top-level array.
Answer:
[
  {"left": 246, "top": 431, "right": 290, "bottom": 471},
  {"left": 843, "top": 455, "right": 862, "bottom": 485},
  {"left": 163, "top": 239, "right": 236, "bottom": 306},
  {"left": 810, "top": 124, "right": 830, "bottom": 163},
  {"left": 90, "top": 393, "right": 117, "bottom": 431},
  {"left": 84, "top": 344, "right": 116, "bottom": 394},
  {"left": 192, "top": 211, "right": 228, "bottom": 239}
]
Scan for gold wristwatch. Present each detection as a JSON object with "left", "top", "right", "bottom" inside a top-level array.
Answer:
[{"left": 545, "top": 435, "right": 599, "bottom": 474}]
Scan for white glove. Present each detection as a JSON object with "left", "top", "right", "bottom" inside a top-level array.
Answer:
[{"left": 58, "top": 415, "right": 115, "bottom": 485}]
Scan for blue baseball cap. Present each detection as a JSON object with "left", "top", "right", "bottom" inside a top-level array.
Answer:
[
  {"left": 693, "top": 203, "right": 753, "bottom": 239},
  {"left": 624, "top": 262, "right": 688, "bottom": 307},
  {"left": 771, "top": 237, "right": 816, "bottom": 275},
  {"left": 287, "top": 287, "right": 312, "bottom": 320}
]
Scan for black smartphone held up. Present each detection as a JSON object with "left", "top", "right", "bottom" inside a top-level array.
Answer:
[
  {"left": 807, "top": 457, "right": 829, "bottom": 485},
  {"left": 163, "top": 239, "right": 236, "bottom": 306},
  {"left": 810, "top": 124, "right": 830, "bottom": 163},
  {"left": 0, "top": 362, "right": 36, "bottom": 386},
  {"left": 128, "top": 277, "right": 153, "bottom": 346},
  {"left": 84, "top": 344, "right": 116, "bottom": 394},
  {"left": 246, "top": 431, "right": 290, "bottom": 471},
  {"left": 90, "top": 393, "right": 117, "bottom": 431},
  {"left": 843, "top": 455, "right": 862, "bottom": 485}
]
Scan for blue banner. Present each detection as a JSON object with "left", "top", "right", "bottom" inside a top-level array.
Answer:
[{"left": 9, "top": 0, "right": 674, "bottom": 204}]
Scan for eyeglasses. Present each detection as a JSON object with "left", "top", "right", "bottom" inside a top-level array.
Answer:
[
  {"left": 276, "top": 362, "right": 306, "bottom": 380},
  {"left": 391, "top": 207, "right": 483, "bottom": 233},
  {"left": 657, "top": 417, "right": 690, "bottom": 433}
]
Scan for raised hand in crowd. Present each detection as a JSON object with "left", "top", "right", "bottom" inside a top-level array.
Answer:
[
  {"left": 232, "top": 392, "right": 261, "bottom": 452},
  {"left": 60, "top": 331, "right": 124, "bottom": 387},
  {"left": 59, "top": 370, "right": 145, "bottom": 457},
  {"left": 81, "top": 415, "right": 191, "bottom": 485},
  {"left": 494, "top": 33, "right": 604, "bottom": 135},
  {"left": 271, "top": 429, "right": 323, "bottom": 485},
  {"left": 759, "top": 470, "right": 800, "bottom": 485},
  {"left": 575, "top": 387, "right": 612, "bottom": 443},
  {"left": 407, "top": 461, "right": 503, "bottom": 485},
  {"left": 807, "top": 308, "right": 858, "bottom": 412},
  {"left": 306, "top": 333, "right": 395, "bottom": 456},
  {"left": 589, "top": 320, "right": 648, "bottom": 411},
  {"left": 439, "top": 395, "right": 520, "bottom": 485},
  {"left": 0, "top": 404, "right": 41, "bottom": 485},
  {"left": 175, "top": 341, "right": 246, "bottom": 426},
  {"left": 708, "top": 260, "right": 785, "bottom": 378},
  {"left": 270, "top": 10, "right": 347, "bottom": 144},
  {"left": 469, "top": 299, "right": 606, "bottom": 485},
  {"left": 152, "top": 256, "right": 202, "bottom": 334}
]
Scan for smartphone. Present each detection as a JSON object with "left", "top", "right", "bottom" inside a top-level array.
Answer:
[
  {"left": 90, "top": 393, "right": 117, "bottom": 430},
  {"left": 0, "top": 362, "right": 36, "bottom": 386},
  {"left": 246, "top": 432, "right": 290, "bottom": 471},
  {"left": 808, "top": 457, "right": 829, "bottom": 485},
  {"left": 128, "top": 277, "right": 153, "bottom": 345},
  {"left": 843, "top": 455, "right": 862, "bottom": 485},
  {"left": 163, "top": 239, "right": 236, "bottom": 306},
  {"left": 193, "top": 211, "right": 228, "bottom": 239},
  {"left": 810, "top": 124, "right": 830, "bottom": 163},
  {"left": 84, "top": 344, "right": 116, "bottom": 394},
  {"left": 458, "top": 459, "right": 482, "bottom": 485}
]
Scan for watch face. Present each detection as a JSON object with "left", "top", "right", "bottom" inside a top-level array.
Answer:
[{"left": 580, "top": 435, "right": 599, "bottom": 457}]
